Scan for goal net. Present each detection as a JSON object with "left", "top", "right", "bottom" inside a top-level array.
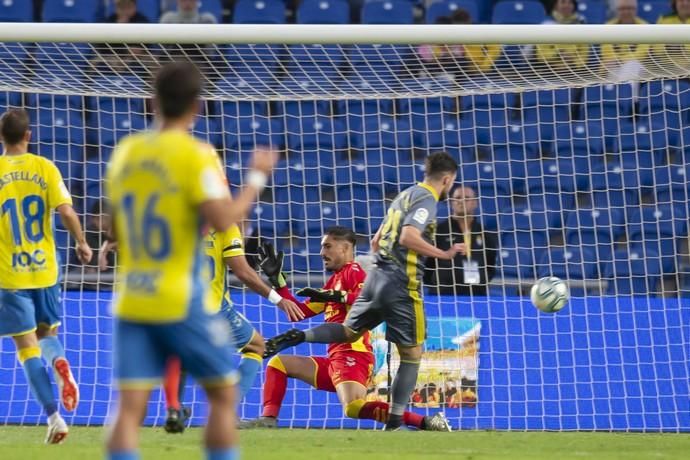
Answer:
[{"left": 0, "top": 23, "right": 689, "bottom": 431}]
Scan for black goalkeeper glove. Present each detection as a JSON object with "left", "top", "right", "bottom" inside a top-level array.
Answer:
[
  {"left": 257, "top": 240, "right": 288, "bottom": 289},
  {"left": 296, "top": 287, "right": 347, "bottom": 304}
]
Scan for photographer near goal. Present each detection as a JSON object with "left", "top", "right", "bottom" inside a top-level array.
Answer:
[{"left": 263, "top": 152, "right": 465, "bottom": 430}]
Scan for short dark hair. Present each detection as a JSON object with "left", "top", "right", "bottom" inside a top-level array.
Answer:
[
  {"left": 325, "top": 226, "right": 357, "bottom": 247},
  {"left": 154, "top": 61, "right": 202, "bottom": 119},
  {"left": 0, "top": 109, "right": 29, "bottom": 145},
  {"left": 450, "top": 8, "right": 471, "bottom": 24},
  {"left": 424, "top": 152, "right": 458, "bottom": 180}
]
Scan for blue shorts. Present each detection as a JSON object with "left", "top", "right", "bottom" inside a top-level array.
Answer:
[
  {"left": 219, "top": 299, "right": 256, "bottom": 351},
  {"left": 114, "top": 312, "right": 236, "bottom": 389},
  {"left": 0, "top": 285, "right": 62, "bottom": 337}
]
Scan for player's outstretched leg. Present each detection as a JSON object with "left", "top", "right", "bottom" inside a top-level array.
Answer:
[
  {"left": 422, "top": 413, "right": 452, "bottom": 431},
  {"left": 263, "top": 329, "right": 305, "bottom": 358},
  {"left": 39, "top": 326, "right": 79, "bottom": 412},
  {"left": 385, "top": 344, "right": 422, "bottom": 431}
]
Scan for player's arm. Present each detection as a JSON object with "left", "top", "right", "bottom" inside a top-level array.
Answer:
[
  {"left": 199, "top": 148, "right": 276, "bottom": 232},
  {"left": 371, "top": 225, "right": 383, "bottom": 253},
  {"left": 225, "top": 254, "right": 305, "bottom": 322},
  {"left": 56, "top": 204, "right": 92, "bottom": 264},
  {"left": 398, "top": 196, "right": 464, "bottom": 260}
]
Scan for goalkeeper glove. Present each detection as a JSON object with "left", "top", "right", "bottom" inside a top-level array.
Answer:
[
  {"left": 257, "top": 240, "right": 288, "bottom": 289},
  {"left": 296, "top": 287, "right": 347, "bottom": 304}
]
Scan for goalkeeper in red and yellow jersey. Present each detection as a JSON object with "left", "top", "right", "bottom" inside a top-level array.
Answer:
[{"left": 240, "top": 226, "right": 450, "bottom": 431}]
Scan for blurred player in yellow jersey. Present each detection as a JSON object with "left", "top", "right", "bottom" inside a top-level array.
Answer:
[
  {"left": 0, "top": 108, "right": 92, "bottom": 443},
  {"left": 104, "top": 61, "right": 276, "bottom": 460}
]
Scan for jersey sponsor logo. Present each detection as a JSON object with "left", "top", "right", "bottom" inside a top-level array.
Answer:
[
  {"left": 12, "top": 249, "right": 46, "bottom": 269},
  {"left": 413, "top": 208, "right": 429, "bottom": 225},
  {"left": 124, "top": 270, "right": 162, "bottom": 293}
]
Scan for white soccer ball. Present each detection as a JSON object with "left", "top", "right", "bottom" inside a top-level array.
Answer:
[{"left": 530, "top": 276, "right": 569, "bottom": 313}]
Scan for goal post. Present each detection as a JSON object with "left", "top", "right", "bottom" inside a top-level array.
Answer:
[{"left": 0, "top": 23, "right": 688, "bottom": 431}]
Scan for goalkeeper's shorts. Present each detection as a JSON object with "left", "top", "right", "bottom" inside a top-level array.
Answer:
[
  {"left": 0, "top": 284, "right": 61, "bottom": 337},
  {"left": 310, "top": 350, "right": 375, "bottom": 392}
]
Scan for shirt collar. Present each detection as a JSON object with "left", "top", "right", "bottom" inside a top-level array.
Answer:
[{"left": 417, "top": 182, "right": 439, "bottom": 202}]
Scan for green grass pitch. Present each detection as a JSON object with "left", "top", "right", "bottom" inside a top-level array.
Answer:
[{"left": 1, "top": 426, "right": 689, "bottom": 459}]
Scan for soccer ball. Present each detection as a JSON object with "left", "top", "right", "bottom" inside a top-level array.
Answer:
[{"left": 530, "top": 276, "right": 569, "bottom": 313}]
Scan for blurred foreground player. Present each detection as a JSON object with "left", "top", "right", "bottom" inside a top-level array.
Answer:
[
  {"left": 104, "top": 61, "right": 275, "bottom": 460},
  {"left": 0, "top": 109, "right": 92, "bottom": 443},
  {"left": 264, "top": 152, "right": 464, "bottom": 430},
  {"left": 241, "top": 227, "right": 451, "bottom": 431}
]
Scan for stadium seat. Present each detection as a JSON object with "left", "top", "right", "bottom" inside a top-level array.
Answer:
[
  {"left": 500, "top": 205, "right": 549, "bottom": 250},
  {"left": 554, "top": 121, "right": 604, "bottom": 158},
  {"left": 191, "top": 116, "right": 222, "bottom": 148},
  {"left": 0, "top": 0, "right": 33, "bottom": 21},
  {"left": 351, "top": 115, "right": 415, "bottom": 152},
  {"left": 491, "top": 0, "right": 546, "bottom": 24},
  {"left": 525, "top": 159, "right": 578, "bottom": 215},
  {"left": 583, "top": 83, "right": 635, "bottom": 153},
  {"left": 221, "top": 46, "right": 282, "bottom": 83},
  {"left": 498, "top": 246, "right": 536, "bottom": 278},
  {"left": 33, "top": 106, "right": 85, "bottom": 145},
  {"left": 221, "top": 100, "right": 269, "bottom": 119},
  {"left": 297, "top": 0, "right": 350, "bottom": 24},
  {"left": 286, "top": 44, "right": 346, "bottom": 82},
  {"left": 639, "top": 79, "right": 690, "bottom": 133},
  {"left": 87, "top": 111, "right": 147, "bottom": 147},
  {"left": 348, "top": 44, "right": 413, "bottom": 83},
  {"left": 637, "top": 0, "right": 672, "bottom": 23},
  {"left": 106, "top": 0, "right": 159, "bottom": 22},
  {"left": 522, "top": 88, "right": 573, "bottom": 144},
  {"left": 426, "top": 0, "right": 479, "bottom": 23},
  {"left": 361, "top": 1, "right": 414, "bottom": 24},
  {"left": 233, "top": 0, "right": 286, "bottom": 23},
  {"left": 576, "top": 0, "right": 606, "bottom": 23},
  {"left": 628, "top": 205, "right": 687, "bottom": 273},
  {"left": 536, "top": 246, "right": 599, "bottom": 280},
  {"left": 423, "top": 113, "right": 475, "bottom": 152},
  {"left": 285, "top": 115, "right": 347, "bottom": 165},
  {"left": 223, "top": 115, "right": 284, "bottom": 151},
  {"left": 605, "top": 248, "right": 662, "bottom": 295},
  {"left": 653, "top": 163, "right": 690, "bottom": 212},
  {"left": 43, "top": 0, "right": 100, "bottom": 22},
  {"left": 196, "top": 0, "right": 223, "bottom": 22},
  {"left": 564, "top": 208, "right": 625, "bottom": 264}
]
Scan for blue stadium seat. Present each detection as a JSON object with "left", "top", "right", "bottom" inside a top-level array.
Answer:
[
  {"left": 0, "top": 42, "right": 28, "bottom": 81},
  {"left": 33, "top": 106, "right": 85, "bottom": 145},
  {"left": 87, "top": 111, "right": 147, "bottom": 147},
  {"left": 336, "top": 162, "right": 384, "bottom": 188},
  {"left": 500, "top": 205, "right": 549, "bottom": 250},
  {"left": 583, "top": 83, "right": 635, "bottom": 152},
  {"left": 498, "top": 246, "right": 536, "bottom": 278},
  {"left": 221, "top": 101, "right": 269, "bottom": 119},
  {"left": 106, "top": 0, "right": 159, "bottom": 22},
  {"left": 605, "top": 248, "right": 662, "bottom": 295},
  {"left": 336, "top": 98, "right": 393, "bottom": 118},
  {"left": 361, "top": 0, "right": 414, "bottom": 24},
  {"left": 223, "top": 115, "right": 284, "bottom": 151},
  {"left": 191, "top": 116, "right": 222, "bottom": 148},
  {"left": 0, "top": 0, "right": 33, "bottom": 21},
  {"left": 82, "top": 160, "right": 108, "bottom": 211},
  {"left": 248, "top": 202, "right": 286, "bottom": 237},
  {"left": 426, "top": 0, "right": 479, "bottom": 23},
  {"left": 196, "top": 0, "right": 223, "bottom": 22},
  {"left": 491, "top": 0, "right": 546, "bottom": 24},
  {"left": 36, "top": 143, "right": 84, "bottom": 182},
  {"left": 637, "top": 0, "right": 672, "bottom": 23},
  {"left": 221, "top": 46, "right": 282, "bottom": 83},
  {"left": 554, "top": 120, "right": 604, "bottom": 158},
  {"left": 286, "top": 44, "right": 345, "bottom": 81},
  {"left": 525, "top": 159, "right": 578, "bottom": 217},
  {"left": 639, "top": 79, "right": 690, "bottom": 133},
  {"left": 537, "top": 246, "right": 599, "bottom": 281},
  {"left": 628, "top": 205, "right": 687, "bottom": 273},
  {"left": 297, "top": 0, "right": 350, "bottom": 24},
  {"left": 576, "top": 0, "right": 606, "bottom": 23},
  {"left": 351, "top": 115, "right": 414, "bottom": 152},
  {"left": 285, "top": 115, "right": 347, "bottom": 160},
  {"left": 564, "top": 208, "right": 625, "bottom": 264},
  {"left": 522, "top": 88, "right": 573, "bottom": 143},
  {"left": 233, "top": 0, "right": 285, "bottom": 23},
  {"left": 653, "top": 163, "right": 690, "bottom": 211},
  {"left": 348, "top": 44, "right": 412, "bottom": 84},
  {"left": 423, "top": 113, "right": 475, "bottom": 152},
  {"left": 43, "top": 0, "right": 100, "bottom": 22},
  {"left": 0, "top": 91, "right": 21, "bottom": 113}
]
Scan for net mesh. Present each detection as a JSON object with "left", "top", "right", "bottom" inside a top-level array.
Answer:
[{"left": 0, "top": 37, "right": 689, "bottom": 431}]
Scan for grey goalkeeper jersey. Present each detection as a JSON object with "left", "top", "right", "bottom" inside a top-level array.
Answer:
[{"left": 375, "top": 183, "right": 439, "bottom": 286}]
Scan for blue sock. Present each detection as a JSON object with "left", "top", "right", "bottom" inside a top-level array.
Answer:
[
  {"left": 237, "top": 352, "right": 262, "bottom": 400},
  {"left": 108, "top": 451, "right": 140, "bottom": 460},
  {"left": 22, "top": 356, "right": 57, "bottom": 416},
  {"left": 206, "top": 448, "right": 238, "bottom": 460},
  {"left": 39, "top": 336, "right": 65, "bottom": 367}
]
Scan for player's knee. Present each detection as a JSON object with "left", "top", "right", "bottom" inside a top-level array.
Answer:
[
  {"left": 343, "top": 327, "right": 362, "bottom": 343},
  {"left": 252, "top": 334, "right": 265, "bottom": 356},
  {"left": 266, "top": 355, "right": 287, "bottom": 374},
  {"left": 344, "top": 399, "right": 366, "bottom": 419}
]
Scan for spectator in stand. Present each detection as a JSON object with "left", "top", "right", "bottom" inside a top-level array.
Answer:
[
  {"left": 160, "top": 0, "right": 218, "bottom": 24},
  {"left": 105, "top": 0, "right": 150, "bottom": 23},
  {"left": 601, "top": 0, "right": 649, "bottom": 94},
  {"left": 654, "top": 0, "right": 690, "bottom": 68},
  {"left": 424, "top": 186, "right": 497, "bottom": 296},
  {"left": 85, "top": 201, "right": 115, "bottom": 285},
  {"left": 535, "top": 0, "right": 589, "bottom": 72},
  {"left": 417, "top": 10, "right": 501, "bottom": 79}
]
